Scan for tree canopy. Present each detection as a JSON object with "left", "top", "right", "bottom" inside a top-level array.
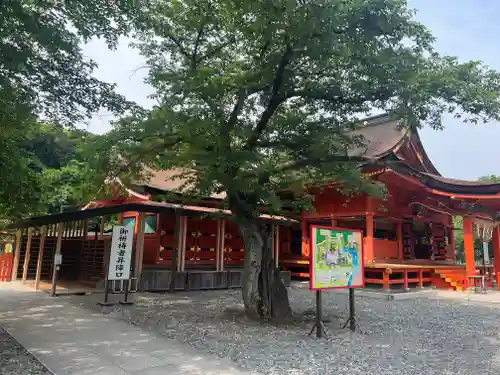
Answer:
[
  {"left": 0, "top": 0, "right": 140, "bottom": 218},
  {"left": 478, "top": 175, "right": 500, "bottom": 184},
  {"left": 102, "top": 0, "right": 500, "bottom": 319},
  {"left": 0, "top": 122, "right": 102, "bottom": 220},
  {"left": 0, "top": 0, "right": 139, "bottom": 124}
]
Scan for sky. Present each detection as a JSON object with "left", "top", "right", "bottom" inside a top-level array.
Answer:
[{"left": 81, "top": 0, "right": 500, "bottom": 181}]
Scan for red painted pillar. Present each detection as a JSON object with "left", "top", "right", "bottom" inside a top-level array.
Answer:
[
  {"left": 449, "top": 225, "right": 456, "bottom": 263},
  {"left": 396, "top": 221, "right": 403, "bottom": 260},
  {"left": 301, "top": 219, "right": 309, "bottom": 257},
  {"left": 365, "top": 214, "right": 374, "bottom": 263},
  {"left": 382, "top": 270, "right": 389, "bottom": 289},
  {"left": 492, "top": 227, "right": 500, "bottom": 287},
  {"left": 463, "top": 217, "right": 475, "bottom": 277}
]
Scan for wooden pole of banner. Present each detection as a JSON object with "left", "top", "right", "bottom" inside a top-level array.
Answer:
[
  {"left": 120, "top": 217, "right": 141, "bottom": 306},
  {"left": 99, "top": 276, "right": 113, "bottom": 306},
  {"left": 120, "top": 279, "right": 134, "bottom": 305}
]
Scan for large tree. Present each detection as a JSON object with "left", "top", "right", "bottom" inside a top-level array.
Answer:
[
  {"left": 106, "top": 0, "right": 500, "bottom": 320},
  {"left": 0, "top": 0, "right": 139, "bottom": 218}
]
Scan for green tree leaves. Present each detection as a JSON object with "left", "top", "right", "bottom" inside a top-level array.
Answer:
[
  {"left": 0, "top": 0, "right": 138, "bottom": 125},
  {"left": 0, "top": 0, "right": 140, "bottom": 218},
  {"left": 109, "top": 0, "right": 500, "bottom": 219},
  {"left": 478, "top": 175, "right": 500, "bottom": 183}
]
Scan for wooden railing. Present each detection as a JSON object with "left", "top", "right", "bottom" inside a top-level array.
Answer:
[
  {"left": 476, "top": 264, "right": 495, "bottom": 278},
  {"left": 364, "top": 267, "right": 433, "bottom": 290}
]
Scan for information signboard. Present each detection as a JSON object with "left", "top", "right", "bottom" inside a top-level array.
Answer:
[
  {"left": 309, "top": 226, "right": 364, "bottom": 290},
  {"left": 108, "top": 225, "right": 133, "bottom": 281}
]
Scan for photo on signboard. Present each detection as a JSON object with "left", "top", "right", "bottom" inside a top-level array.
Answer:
[{"left": 310, "top": 226, "right": 364, "bottom": 290}]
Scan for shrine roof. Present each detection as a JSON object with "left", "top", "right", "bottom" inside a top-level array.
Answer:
[
  {"left": 131, "top": 114, "right": 500, "bottom": 197},
  {"left": 348, "top": 113, "right": 408, "bottom": 159},
  {"left": 133, "top": 168, "right": 226, "bottom": 200},
  {"left": 357, "top": 115, "right": 500, "bottom": 196},
  {"left": 422, "top": 174, "right": 500, "bottom": 187},
  {"left": 417, "top": 172, "right": 500, "bottom": 195},
  {"left": 8, "top": 200, "right": 295, "bottom": 229}
]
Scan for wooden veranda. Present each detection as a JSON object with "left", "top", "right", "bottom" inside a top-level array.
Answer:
[{"left": 7, "top": 201, "right": 293, "bottom": 294}]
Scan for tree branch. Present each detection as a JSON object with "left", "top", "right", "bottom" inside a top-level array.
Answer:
[
  {"left": 287, "top": 87, "right": 392, "bottom": 106},
  {"left": 226, "top": 90, "right": 247, "bottom": 132},
  {"left": 166, "top": 33, "right": 190, "bottom": 58},
  {"left": 198, "top": 90, "right": 225, "bottom": 119},
  {"left": 245, "top": 43, "right": 294, "bottom": 150},
  {"left": 255, "top": 139, "right": 304, "bottom": 150},
  {"left": 242, "top": 155, "right": 370, "bottom": 187},
  {"left": 279, "top": 155, "right": 367, "bottom": 173},
  {"left": 198, "top": 37, "right": 236, "bottom": 63},
  {"left": 192, "top": 20, "right": 207, "bottom": 67}
]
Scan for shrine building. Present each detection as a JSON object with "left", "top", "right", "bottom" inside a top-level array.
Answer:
[{"left": 5, "top": 114, "right": 500, "bottom": 293}]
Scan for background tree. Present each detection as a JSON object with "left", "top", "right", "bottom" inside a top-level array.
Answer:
[
  {"left": 478, "top": 175, "right": 500, "bottom": 183},
  {"left": 106, "top": 0, "right": 500, "bottom": 320},
  {"left": 23, "top": 125, "right": 102, "bottom": 213},
  {"left": 0, "top": 119, "right": 41, "bottom": 219},
  {"left": 0, "top": 122, "right": 103, "bottom": 221},
  {"left": 0, "top": 0, "right": 140, "bottom": 218}
]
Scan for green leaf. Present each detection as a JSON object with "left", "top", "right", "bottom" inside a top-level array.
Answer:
[{"left": 104, "top": 0, "right": 500, "bottom": 220}]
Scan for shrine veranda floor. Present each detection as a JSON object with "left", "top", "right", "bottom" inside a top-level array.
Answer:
[{"left": 66, "top": 285, "right": 500, "bottom": 375}]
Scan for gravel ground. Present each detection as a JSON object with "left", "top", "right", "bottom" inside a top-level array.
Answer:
[
  {"left": 68, "top": 286, "right": 500, "bottom": 375},
  {"left": 0, "top": 326, "right": 52, "bottom": 375}
]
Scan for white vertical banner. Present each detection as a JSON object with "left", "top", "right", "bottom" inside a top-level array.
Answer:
[
  {"left": 108, "top": 225, "right": 133, "bottom": 281},
  {"left": 483, "top": 241, "right": 490, "bottom": 265}
]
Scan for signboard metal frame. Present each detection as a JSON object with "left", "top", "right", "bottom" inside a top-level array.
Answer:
[
  {"left": 307, "top": 225, "right": 365, "bottom": 337},
  {"left": 309, "top": 225, "right": 365, "bottom": 291}
]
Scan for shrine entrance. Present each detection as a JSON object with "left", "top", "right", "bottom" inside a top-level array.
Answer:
[{"left": 413, "top": 222, "right": 431, "bottom": 260}]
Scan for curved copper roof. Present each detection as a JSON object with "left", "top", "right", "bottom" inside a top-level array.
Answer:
[
  {"left": 348, "top": 114, "right": 408, "bottom": 158},
  {"left": 357, "top": 115, "right": 500, "bottom": 196}
]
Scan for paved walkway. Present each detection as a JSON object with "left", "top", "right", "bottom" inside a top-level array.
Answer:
[{"left": 0, "top": 284, "right": 254, "bottom": 375}]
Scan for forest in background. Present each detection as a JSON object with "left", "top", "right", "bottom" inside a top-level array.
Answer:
[{"left": 0, "top": 123, "right": 102, "bottom": 223}]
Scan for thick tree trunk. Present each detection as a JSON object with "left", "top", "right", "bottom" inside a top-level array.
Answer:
[
  {"left": 238, "top": 219, "right": 292, "bottom": 322},
  {"left": 260, "top": 225, "right": 292, "bottom": 320},
  {"left": 238, "top": 219, "right": 263, "bottom": 320}
]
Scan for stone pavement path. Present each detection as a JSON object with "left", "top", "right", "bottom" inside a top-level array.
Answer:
[{"left": 0, "top": 284, "right": 255, "bottom": 375}]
